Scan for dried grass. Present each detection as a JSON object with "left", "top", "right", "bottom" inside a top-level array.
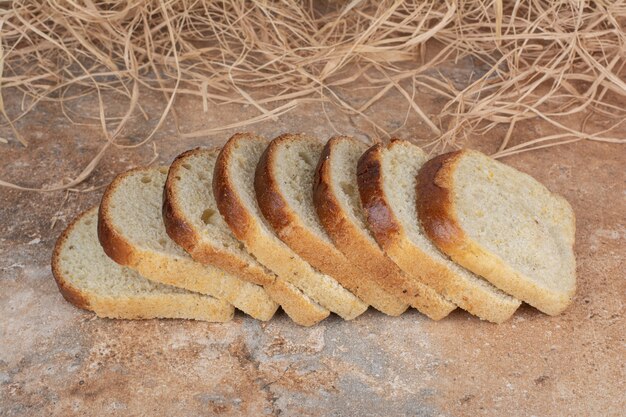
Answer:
[{"left": 0, "top": 0, "right": 625, "bottom": 190}]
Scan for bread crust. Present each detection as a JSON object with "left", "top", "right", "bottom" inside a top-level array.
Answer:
[
  {"left": 213, "top": 132, "right": 330, "bottom": 326},
  {"left": 98, "top": 171, "right": 140, "bottom": 267},
  {"left": 163, "top": 147, "right": 273, "bottom": 287},
  {"left": 98, "top": 165, "right": 279, "bottom": 321},
  {"left": 51, "top": 208, "right": 96, "bottom": 311},
  {"left": 255, "top": 133, "right": 407, "bottom": 316},
  {"left": 52, "top": 207, "right": 234, "bottom": 322},
  {"left": 98, "top": 166, "right": 160, "bottom": 268},
  {"left": 86, "top": 295, "right": 234, "bottom": 322},
  {"left": 162, "top": 150, "right": 200, "bottom": 254},
  {"left": 417, "top": 150, "right": 574, "bottom": 315},
  {"left": 254, "top": 135, "right": 294, "bottom": 234},
  {"left": 213, "top": 134, "right": 256, "bottom": 242},
  {"left": 359, "top": 142, "right": 520, "bottom": 323},
  {"left": 415, "top": 151, "right": 468, "bottom": 255},
  {"left": 313, "top": 136, "right": 455, "bottom": 320},
  {"left": 356, "top": 142, "right": 401, "bottom": 248}
]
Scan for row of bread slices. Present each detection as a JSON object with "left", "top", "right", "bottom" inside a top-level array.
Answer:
[{"left": 52, "top": 133, "right": 576, "bottom": 325}]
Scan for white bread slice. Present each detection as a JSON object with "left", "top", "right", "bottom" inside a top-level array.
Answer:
[
  {"left": 213, "top": 132, "right": 367, "bottom": 320},
  {"left": 313, "top": 136, "right": 456, "bottom": 320},
  {"left": 357, "top": 140, "right": 521, "bottom": 323},
  {"left": 255, "top": 133, "right": 408, "bottom": 316},
  {"left": 52, "top": 207, "right": 233, "bottom": 321},
  {"left": 417, "top": 149, "right": 576, "bottom": 315},
  {"left": 163, "top": 147, "right": 331, "bottom": 327},
  {"left": 98, "top": 166, "right": 278, "bottom": 321}
]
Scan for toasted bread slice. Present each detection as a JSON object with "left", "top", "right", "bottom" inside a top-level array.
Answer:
[
  {"left": 52, "top": 207, "right": 234, "bottom": 321},
  {"left": 214, "top": 132, "right": 367, "bottom": 320},
  {"left": 98, "top": 166, "right": 278, "bottom": 321},
  {"left": 357, "top": 140, "right": 521, "bottom": 323},
  {"left": 255, "top": 133, "right": 408, "bottom": 316},
  {"left": 313, "top": 136, "right": 456, "bottom": 320},
  {"left": 163, "top": 147, "right": 330, "bottom": 326},
  {"left": 417, "top": 149, "right": 576, "bottom": 315}
]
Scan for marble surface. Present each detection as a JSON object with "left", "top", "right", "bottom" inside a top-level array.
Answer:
[{"left": 0, "top": 81, "right": 624, "bottom": 416}]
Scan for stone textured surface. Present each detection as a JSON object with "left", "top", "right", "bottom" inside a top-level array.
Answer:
[{"left": 0, "top": 80, "right": 624, "bottom": 416}]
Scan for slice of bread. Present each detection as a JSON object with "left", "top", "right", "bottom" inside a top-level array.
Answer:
[
  {"left": 163, "top": 147, "right": 330, "bottom": 327},
  {"left": 98, "top": 166, "right": 279, "bottom": 321},
  {"left": 164, "top": 148, "right": 274, "bottom": 287},
  {"left": 357, "top": 140, "right": 521, "bottom": 323},
  {"left": 213, "top": 132, "right": 368, "bottom": 320},
  {"left": 52, "top": 207, "right": 234, "bottom": 321},
  {"left": 417, "top": 149, "right": 576, "bottom": 315},
  {"left": 313, "top": 136, "right": 456, "bottom": 320},
  {"left": 255, "top": 133, "right": 408, "bottom": 316}
]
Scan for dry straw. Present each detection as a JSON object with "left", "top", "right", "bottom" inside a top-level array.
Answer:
[{"left": 0, "top": 0, "right": 625, "bottom": 190}]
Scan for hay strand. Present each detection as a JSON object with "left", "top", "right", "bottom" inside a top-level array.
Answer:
[{"left": 0, "top": 0, "right": 624, "bottom": 191}]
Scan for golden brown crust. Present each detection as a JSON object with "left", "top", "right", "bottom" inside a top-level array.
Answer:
[
  {"left": 255, "top": 134, "right": 407, "bottom": 316},
  {"left": 313, "top": 137, "right": 365, "bottom": 260},
  {"left": 97, "top": 167, "right": 155, "bottom": 267},
  {"left": 162, "top": 191, "right": 198, "bottom": 256},
  {"left": 416, "top": 151, "right": 468, "bottom": 255},
  {"left": 163, "top": 147, "right": 273, "bottom": 287},
  {"left": 213, "top": 133, "right": 256, "bottom": 242},
  {"left": 355, "top": 142, "right": 401, "bottom": 248},
  {"left": 254, "top": 134, "right": 294, "bottom": 234},
  {"left": 162, "top": 149, "right": 201, "bottom": 254},
  {"left": 51, "top": 208, "right": 95, "bottom": 311},
  {"left": 313, "top": 136, "right": 455, "bottom": 320}
]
